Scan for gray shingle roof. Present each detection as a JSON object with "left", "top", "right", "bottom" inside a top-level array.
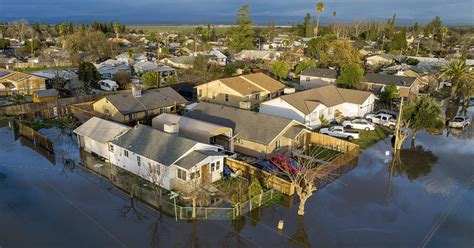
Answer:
[
  {"left": 34, "top": 89, "right": 58, "bottom": 98},
  {"left": 300, "top": 68, "right": 338, "bottom": 79},
  {"left": 175, "top": 150, "right": 223, "bottom": 169},
  {"left": 111, "top": 124, "right": 198, "bottom": 166},
  {"left": 364, "top": 73, "right": 417, "bottom": 87},
  {"left": 184, "top": 102, "right": 295, "bottom": 145},
  {"left": 104, "top": 87, "right": 187, "bottom": 115}
]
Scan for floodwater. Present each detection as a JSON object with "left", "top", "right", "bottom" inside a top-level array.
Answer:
[{"left": 0, "top": 108, "right": 473, "bottom": 247}]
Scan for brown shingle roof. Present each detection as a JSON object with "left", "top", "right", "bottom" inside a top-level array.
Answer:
[
  {"left": 280, "top": 85, "right": 372, "bottom": 115},
  {"left": 219, "top": 77, "right": 262, "bottom": 96},
  {"left": 240, "top": 72, "right": 285, "bottom": 93}
]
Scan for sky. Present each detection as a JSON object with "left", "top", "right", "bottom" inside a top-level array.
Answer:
[{"left": 0, "top": 0, "right": 473, "bottom": 25}]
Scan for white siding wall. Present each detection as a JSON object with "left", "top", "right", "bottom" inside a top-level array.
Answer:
[
  {"left": 299, "top": 76, "right": 336, "bottom": 89},
  {"left": 259, "top": 98, "right": 305, "bottom": 124},
  {"left": 81, "top": 135, "right": 110, "bottom": 160}
]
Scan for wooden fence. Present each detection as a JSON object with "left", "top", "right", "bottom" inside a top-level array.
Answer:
[
  {"left": 306, "top": 132, "right": 360, "bottom": 154},
  {"left": 18, "top": 123, "right": 54, "bottom": 152},
  {"left": 225, "top": 157, "right": 295, "bottom": 196},
  {"left": 0, "top": 90, "right": 125, "bottom": 120}
]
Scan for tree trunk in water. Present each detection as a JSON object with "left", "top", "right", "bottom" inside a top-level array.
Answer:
[
  {"left": 192, "top": 198, "right": 196, "bottom": 219},
  {"left": 297, "top": 196, "right": 308, "bottom": 216}
]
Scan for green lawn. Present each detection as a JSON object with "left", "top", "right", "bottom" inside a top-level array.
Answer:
[
  {"left": 305, "top": 145, "right": 341, "bottom": 161},
  {"left": 352, "top": 126, "right": 392, "bottom": 149}
]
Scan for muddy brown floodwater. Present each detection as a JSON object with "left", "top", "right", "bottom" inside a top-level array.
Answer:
[{"left": 0, "top": 108, "right": 473, "bottom": 247}]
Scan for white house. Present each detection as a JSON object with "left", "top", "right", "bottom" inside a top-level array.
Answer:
[
  {"left": 260, "top": 85, "right": 376, "bottom": 129},
  {"left": 108, "top": 124, "right": 227, "bottom": 192},
  {"left": 73, "top": 117, "right": 130, "bottom": 160},
  {"left": 299, "top": 67, "right": 338, "bottom": 89},
  {"left": 94, "top": 59, "right": 131, "bottom": 79}
]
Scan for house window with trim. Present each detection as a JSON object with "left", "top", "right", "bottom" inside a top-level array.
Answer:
[
  {"left": 216, "top": 160, "right": 220, "bottom": 171},
  {"left": 306, "top": 77, "right": 310, "bottom": 82},
  {"left": 124, "top": 150, "right": 129, "bottom": 157},
  {"left": 109, "top": 144, "right": 114, "bottom": 152},
  {"left": 137, "top": 156, "right": 141, "bottom": 167},
  {"left": 198, "top": 89, "right": 202, "bottom": 97},
  {"left": 275, "top": 140, "right": 281, "bottom": 150},
  {"left": 190, "top": 169, "right": 201, "bottom": 180},
  {"left": 148, "top": 162, "right": 160, "bottom": 175},
  {"left": 177, "top": 168, "right": 187, "bottom": 180},
  {"left": 224, "top": 94, "right": 229, "bottom": 102}
]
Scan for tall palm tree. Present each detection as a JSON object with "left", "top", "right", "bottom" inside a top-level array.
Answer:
[
  {"left": 314, "top": 2, "right": 325, "bottom": 37},
  {"left": 440, "top": 60, "right": 471, "bottom": 97}
]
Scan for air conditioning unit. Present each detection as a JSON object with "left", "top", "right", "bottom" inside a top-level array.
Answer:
[
  {"left": 239, "top": 101, "right": 251, "bottom": 110},
  {"left": 163, "top": 123, "right": 179, "bottom": 134}
]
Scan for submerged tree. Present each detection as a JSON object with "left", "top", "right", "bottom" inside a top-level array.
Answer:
[
  {"left": 270, "top": 61, "right": 291, "bottom": 81},
  {"left": 336, "top": 63, "right": 364, "bottom": 89},
  {"left": 440, "top": 60, "right": 471, "bottom": 97}
]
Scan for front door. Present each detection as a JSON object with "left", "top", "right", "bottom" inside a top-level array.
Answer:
[{"left": 201, "top": 164, "right": 210, "bottom": 185}]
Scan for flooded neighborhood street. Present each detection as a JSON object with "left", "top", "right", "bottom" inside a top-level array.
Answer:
[{"left": 0, "top": 109, "right": 473, "bottom": 248}]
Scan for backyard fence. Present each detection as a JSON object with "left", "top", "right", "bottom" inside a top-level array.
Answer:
[
  {"left": 18, "top": 123, "right": 54, "bottom": 152},
  {"left": 77, "top": 154, "right": 277, "bottom": 221}
]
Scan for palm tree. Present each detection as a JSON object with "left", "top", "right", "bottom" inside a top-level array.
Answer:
[
  {"left": 314, "top": 2, "right": 325, "bottom": 37},
  {"left": 440, "top": 60, "right": 471, "bottom": 97},
  {"left": 332, "top": 11, "right": 337, "bottom": 33}
]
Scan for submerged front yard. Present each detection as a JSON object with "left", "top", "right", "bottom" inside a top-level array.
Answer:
[{"left": 352, "top": 126, "right": 392, "bottom": 149}]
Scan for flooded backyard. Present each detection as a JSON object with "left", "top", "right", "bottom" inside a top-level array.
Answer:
[{"left": 0, "top": 108, "right": 473, "bottom": 247}]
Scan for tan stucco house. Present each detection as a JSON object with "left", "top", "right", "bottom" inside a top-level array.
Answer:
[
  {"left": 195, "top": 72, "right": 285, "bottom": 109},
  {"left": 185, "top": 102, "right": 309, "bottom": 159},
  {"left": 0, "top": 68, "right": 46, "bottom": 95}
]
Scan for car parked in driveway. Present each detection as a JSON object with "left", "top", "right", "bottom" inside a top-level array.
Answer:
[
  {"left": 449, "top": 116, "right": 471, "bottom": 128},
  {"left": 319, "top": 126, "right": 360, "bottom": 141},
  {"left": 369, "top": 114, "right": 397, "bottom": 129},
  {"left": 365, "top": 109, "right": 397, "bottom": 119},
  {"left": 342, "top": 119, "right": 376, "bottom": 131}
]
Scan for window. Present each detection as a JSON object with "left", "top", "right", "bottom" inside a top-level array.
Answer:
[
  {"left": 216, "top": 161, "right": 220, "bottom": 171},
  {"left": 255, "top": 94, "right": 260, "bottom": 101},
  {"left": 124, "top": 150, "right": 129, "bottom": 157},
  {"left": 109, "top": 144, "right": 114, "bottom": 152},
  {"left": 177, "top": 168, "right": 187, "bottom": 180},
  {"left": 149, "top": 162, "right": 160, "bottom": 175},
  {"left": 190, "top": 170, "right": 201, "bottom": 180},
  {"left": 211, "top": 162, "right": 215, "bottom": 172},
  {"left": 275, "top": 140, "right": 281, "bottom": 150},
  {"left": 224, "top": 94, "right": 229, "bottom": 102},
  {"left": 198, "top": 89, "right": 202, "bottom": 97},
  {"left": 306, "top": 77, "right": 310, "bottom": 82},
  {"left": 137, "top": 156, "right": 141, "bottom": 166}
]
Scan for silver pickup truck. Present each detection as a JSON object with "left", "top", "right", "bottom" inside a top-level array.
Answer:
[{"left": 319, "top": 126, "right": 360, "bottom": 141}]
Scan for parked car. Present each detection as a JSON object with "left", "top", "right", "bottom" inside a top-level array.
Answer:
[
  {"left": 369, "top": 114, "right": 397, "bottom": 129},
  {"left": 319, "top": 126, "right": 360, "bottom": 141},
  {"left": 99, "top": 79, "right": 119, "bottom": 91},
  {"left": 449, "top": 116, "right": 471, "bottom": 128},
  {"left": 364, "top": 109, "right": 397, "bottom": 119},
  {"left": 342, "top": 119, "right": 376, "bottom": 131}
]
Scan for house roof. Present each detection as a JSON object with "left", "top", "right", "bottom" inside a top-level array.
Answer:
[
  {"left": 364, "top": 73, "right": 417, "bottom": 87},
  {"left": 219, "top": 77, "right": 262, "bottom": 96},
  {"left": 240, "top": 73, "right": 286, "bottom": 93},
  {"left": 184, "top": 102, "right": 298, "bottom": 145},
  {"left": 279, "top": 85, "right": 373, "bottom": 115},
  {"left": 103, "top": 87, "right": 187, "bottom": 115},
  {"left": 300, "top": 68, "right": 338, "bottom": 79},
  {"left": 166, "top": 56, "right": 194, "bottom": 65},
  {"left": 152, "top": 113, "right": 232, "bottom": 138},
  {"left": 34, "top": 89, "right": 58, "bottom": 98},
  {"left": 73, "top": 117, "right": 130, "bottom": 143},
  {"left": 110, "top": 124, "right": 199, "bottom": 166},
  {"left": 175, "top": 150, "right": 223, "bottom": 169}
]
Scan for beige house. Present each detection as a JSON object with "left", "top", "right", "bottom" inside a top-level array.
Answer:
[
  {"left": 361, "top": 73, "right": 422, "bottom": 98},
  {"left": 195, "top": 72, "right": 285, "bottom": 109},
  {"left": 0, "top": 68, "right": 46, "bottom": 95},
  {"left": 92, "top": 86, "right": 188, "bottom": 123},
  {"left": 185, "top": 102, "right": 309, "bottom": 159}
]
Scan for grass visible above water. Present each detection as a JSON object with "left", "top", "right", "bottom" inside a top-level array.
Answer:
[{"left": 352, "top": 126, "right": 392, "bottom": 149}]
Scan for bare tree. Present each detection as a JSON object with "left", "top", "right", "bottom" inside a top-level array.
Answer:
[
  {"left": 281, "top": 146, "right": 341, "bottom": 216},
  {"left": 352, "top": 20, "right": 364, "bottom": 38},
  {"left": 9, "top": 20, "right": 29, "bottom": 42}
]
